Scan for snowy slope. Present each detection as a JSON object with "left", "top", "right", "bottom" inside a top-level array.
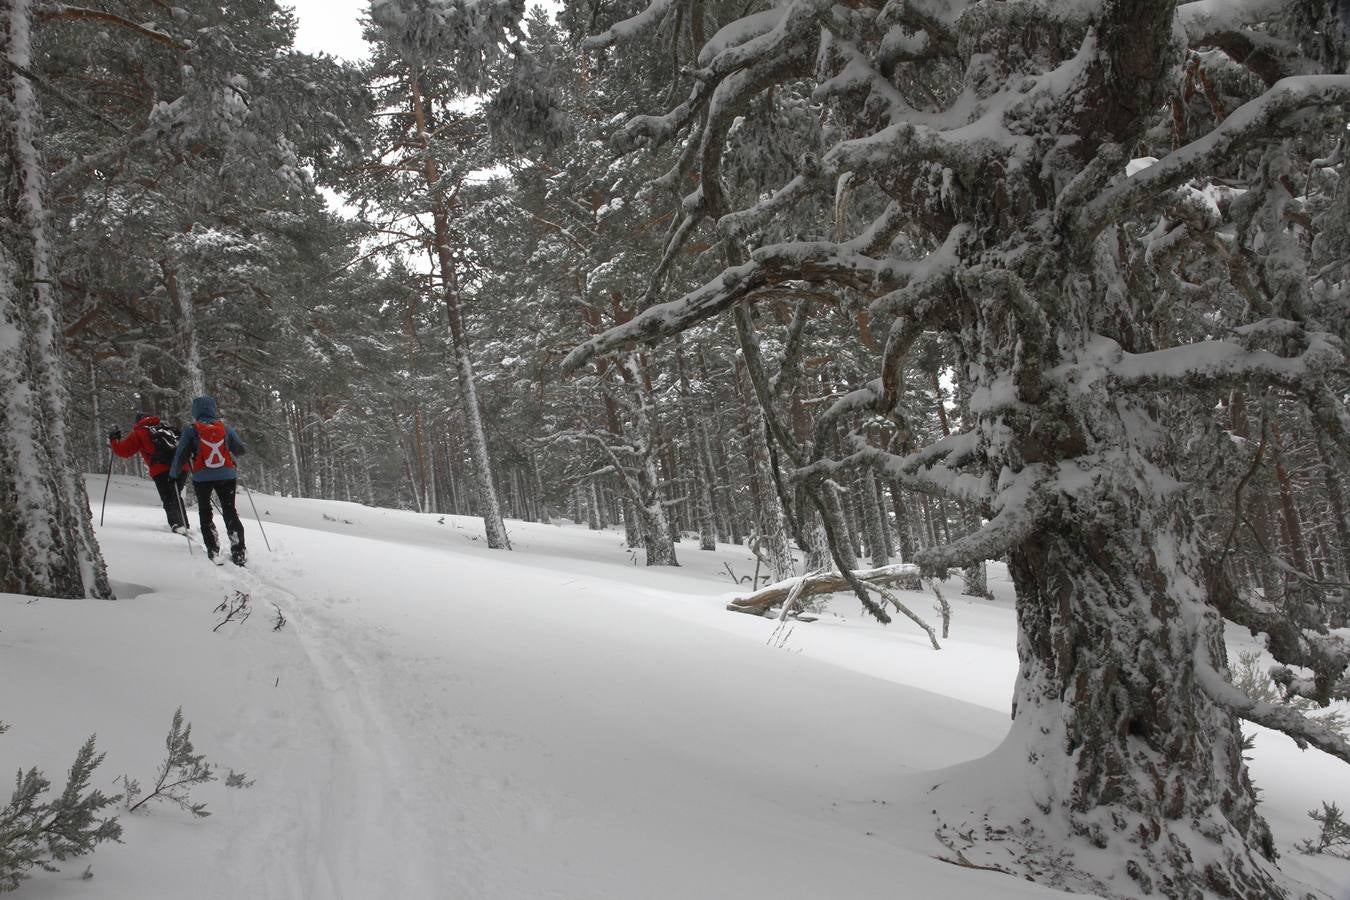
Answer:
[{"left": 2, "top": 476, "right": 1348, "bottom": 899}]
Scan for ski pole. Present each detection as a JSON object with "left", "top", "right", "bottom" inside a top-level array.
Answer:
[
  {"left": 99, "top": 447, "right": 113, "bottom": 526},
  {"left": 242, "top": 481, "right": 272, "bottom": 551},
  {"left": 176, "top": 480, "right": 192, "bottom": 555}
]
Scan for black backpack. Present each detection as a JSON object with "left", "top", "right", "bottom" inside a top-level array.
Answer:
[{"left": 146, "top": 422, "right": 180, "bottom": 467}]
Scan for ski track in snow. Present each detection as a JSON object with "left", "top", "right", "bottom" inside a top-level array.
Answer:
[
  {"left": 206, "top": 555, "right": 455, "bottom": 900},
  {"left": 289, "top": 598, "right": 436, "bottom": 899},
  {"left": 189, "top": 484, "right": 1036, "bottom": 899}
]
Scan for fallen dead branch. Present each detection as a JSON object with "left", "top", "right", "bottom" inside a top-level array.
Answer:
[{"left": 728, "top": 564, "right": 923, "bottom": 616}]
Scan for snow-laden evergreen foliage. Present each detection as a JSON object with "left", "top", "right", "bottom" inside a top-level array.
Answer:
[
  {"left": 122, "top": 708, "right": 215, "bottom": 818},
  {"left": 0, "top": 723, "right": 121, "bottom": 893}
]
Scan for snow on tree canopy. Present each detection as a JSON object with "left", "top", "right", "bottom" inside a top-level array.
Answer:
[{"left": 368, "top": 0, "right": 525, "bottom": 92}]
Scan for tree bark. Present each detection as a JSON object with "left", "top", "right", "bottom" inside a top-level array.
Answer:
[
  {"left": 798, "top": 487, "right": 832, "bottom": 571},
  {"left": 621, "top": 493, "right": 641, "bottom": 548},
  {"left": 1315, "top": 430, "right": 1350, "bottom": 625},
  {"left": 530, "top": 450, "right": 550, "bottom": 525},
  {"left": 0, "top": 0, "right": 111, "bottom": 598},
  {"left": 635, "top": 455, "right": 677, "bottom": 564},
  {"left": 888, "top": 482, "right": 916, "bottom": 562},
  {"left": 693, "top": 422, "right": 718, "bottom": 550},
  {"left": 859, "top": 468, "right": 889, "bottom": 568},
  {"left": 992, "top": 513, "right": 1281, "bottom": 898},
  {"left": 586, "top": 478, "right": 602, "bottom": 530},
  {"left": 734, "top": 362, "right": 794, "bottom": 580},
  {"left": 162, "top": 260, "right": 204, "bottom": 399},
  {"left": 1269, "top": 419, "right": 1309, "bottom": 576},
  {"left": 676, "top": 334, "right": 717, "bottom": 551},
  {"left": 872, "top": 467, "right": 895, "bottom": 560},
  {"left": 1228, "top": 391, "right": 1280, "bottom": 599}
]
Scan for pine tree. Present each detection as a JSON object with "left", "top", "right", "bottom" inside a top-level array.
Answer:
[{"left": 354, "top": 0, "right": 538, "bottom": 549}]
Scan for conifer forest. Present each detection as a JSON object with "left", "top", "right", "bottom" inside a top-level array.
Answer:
[{"left": 3, "top": 1, "right": 1350, "bottom": 898}]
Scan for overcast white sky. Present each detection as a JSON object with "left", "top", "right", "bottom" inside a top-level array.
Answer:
[
  {"left": 286, "top": 1, "right": 560, "bottom": 60},
  {"left": 287, "top": 0, "right": 372, "bottom": 61}
]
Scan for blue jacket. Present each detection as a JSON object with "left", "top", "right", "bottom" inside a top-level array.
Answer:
[{"left": 172, "top": 396, "right": 247, "bottom": 483}]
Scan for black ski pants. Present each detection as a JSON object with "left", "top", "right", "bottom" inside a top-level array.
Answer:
[
  {"left": 193, "top": 478, "right": 245, "bottom": 555},
  {"left": 153, "top": 473, "right": 186, "bottom": 529}
]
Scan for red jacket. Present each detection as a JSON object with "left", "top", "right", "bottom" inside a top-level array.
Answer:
[{"left": 110, "top": 415, "right": 179, "bottom": 478}]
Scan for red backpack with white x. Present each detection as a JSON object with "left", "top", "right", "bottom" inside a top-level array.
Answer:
[{"left": 192, "top": 421, "right": 235, "bottom": 472}]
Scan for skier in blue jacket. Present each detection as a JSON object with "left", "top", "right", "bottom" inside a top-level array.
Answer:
[{"left": 171, "top": 396, "right": 248, "bottom": 566}]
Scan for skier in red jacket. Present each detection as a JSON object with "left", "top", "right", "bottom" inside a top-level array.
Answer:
[{"left": 109, "top": 411, "right": 189, "bottom": 533}]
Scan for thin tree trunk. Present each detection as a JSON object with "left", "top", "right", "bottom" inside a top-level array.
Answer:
[
  {"left": 88, "top": 357, "right": 100, "bottom": 470},
  {"left": 936, "top": 498, "right": 954, "bottom": 544},
  {"left": 401, "top": 439, "right": 422, "bottom": 513},
  {"left": 798, "top": 486, "right": 832, "bottom": 571},
  {"left": 920, "top": 495, "right": 939, "bottom": 549},
  {"left": 426, "top": 436, "right": 440, "bottom": 513},
  {"left": 662, "top": 445, "right": 681, "bottom": 542},
  {"left": 734, "top": 363, "right": 794, "bottom": 580},
  {"left": 1270, "top": 419, "right": 1310, "bottom": 576},
  {"left": 889, "top": 482, "right": 916, "bottom": 562},
  {"left": 444, "top": 436, "right": 461, "bottom": 515},
  {"left": 1229, "top": 391, "right": 1280, "bottom": 599},
  {"left": 873, "top": 467, "right": 895, "bottom": 560},
  {"left": 622, "top": 493, "right": 641, "bottom": 548},
  {"left": 840, "top": 479, "right": 863, "bottom": 559},
  {"left": 693, "top": 425, "right": 718, "bottom": 551},
  {"left": 163, "top": 261, "right": 205, "bottom": 399},
  {"left": 859, "top": 469, "right": 888, "bottom": 568},
  {"left": 930, "top": 370, "right": 990, "bottom": 597},
  {"left": 696, "top": 422, "right": 727, "bottom": 544},
  {"left": 698, "top": 350, "right": 742, "bottom": 543},
  {"left": 674, "top": 336, "right": 717, "bottom": 550},
  {"left": 531, "top": 450, "right": 550, "bottom": 525},
  {"left": 631, "top": 380, "right": 678, "bottom": 565},
  {"left": 413, "top": 405, "right": 431, "bottom": 511},
  {"left": 586, "top": 479, "right": 602, "bottom": 530},
  {"left": 410, "top": 71, "right": 509, "bottom": 549},
  {"left": 1315, "top": 430, "right": 1350, "bottom": 625}
]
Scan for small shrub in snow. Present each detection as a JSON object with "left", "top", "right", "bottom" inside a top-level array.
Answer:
[
  {"left": 212, "top": 591, "right": 252, "bottom": 632},
  {"left": 123, "top": 708, "right": 215, "bottom": 818},
  {"left": 1298, "top": 802, "right": 1350, "bottom": 858},
  {"left": 223, "top": 769, "right": 254, "bottom": 789},
  {"left": 0, "top": 722, "right": 122, "bottom": 893}
]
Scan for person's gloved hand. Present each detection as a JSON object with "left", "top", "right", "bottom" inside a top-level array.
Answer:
[{"left": 107, "top": 428, "right": 121, "bottom": 441}]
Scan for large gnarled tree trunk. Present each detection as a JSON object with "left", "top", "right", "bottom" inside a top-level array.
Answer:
[{"left": 1002, "top": 513, "right": 1278, "bottom": 896}]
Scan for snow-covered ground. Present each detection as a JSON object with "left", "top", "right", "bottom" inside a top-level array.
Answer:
[{"left": 2, "top": 475, "right": 1349, "bottom": 899}]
